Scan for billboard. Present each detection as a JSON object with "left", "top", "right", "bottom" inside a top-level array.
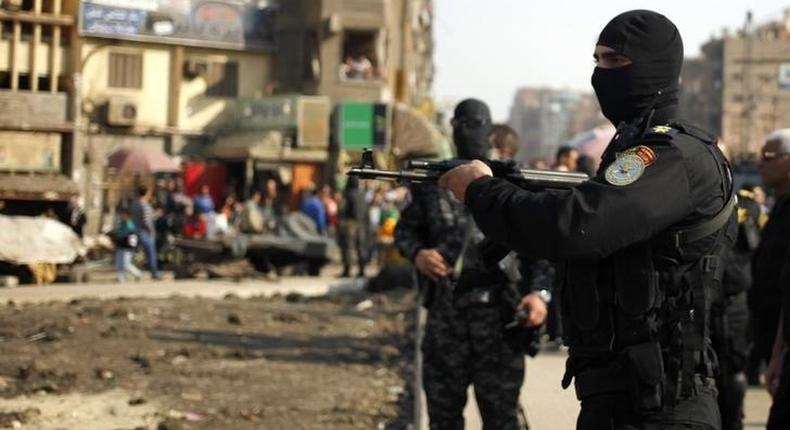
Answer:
[
  {"left": 80, "top": 0, "right": 277, "bottom": 51},
  {"left": 338, "top": 102, "right": 389, "bottom": 151}
]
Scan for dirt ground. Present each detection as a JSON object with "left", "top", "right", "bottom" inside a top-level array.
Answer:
[{"left": 0, "top": 290, "right": 417, "bottom": 430}]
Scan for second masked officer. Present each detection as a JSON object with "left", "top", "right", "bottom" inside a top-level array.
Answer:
[{"left": 396, "top": 98, "right": 547, "bottom": 430}]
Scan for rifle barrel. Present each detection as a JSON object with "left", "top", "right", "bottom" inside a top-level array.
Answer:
[{"left": 347, "top": 168, "right": 439, "bottom": 183}]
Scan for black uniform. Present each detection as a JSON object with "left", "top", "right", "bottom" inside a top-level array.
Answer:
[
  {"left": 395, "top": 99, "right": 535, "bottom": 430},
  {"left": 749, "top": 194, "right": 790, "bottom": 380},
  {"left": 396, "top": 183, "right": 528, "bottom": 430},
  {"left": 711, "top": 191, "right": 761, "bottom": 430},
  {"left": 460, "top": 11, "right": 736, "bottom": 429},
  {"left": 759, "top": 194, "right": 790, "bottom": 430}
]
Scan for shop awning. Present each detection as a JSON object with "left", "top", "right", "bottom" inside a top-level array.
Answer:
[{"left": 209, "top": 131, "right": 328, "bottom": 162}]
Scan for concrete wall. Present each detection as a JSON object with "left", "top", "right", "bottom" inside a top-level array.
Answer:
[
  {"left": 722, "top": 36, "right": 790, "bottom": 154},
  {"left": 179, "top": 49, "right": 274, "bottom": 132},
  {"left": 81, "top": 41, "right": 171, "bottom": 129}
]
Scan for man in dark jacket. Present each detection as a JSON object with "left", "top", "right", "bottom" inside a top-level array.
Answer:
[{"left": 757, "top": 129, "right": 790, "bottom": 430}]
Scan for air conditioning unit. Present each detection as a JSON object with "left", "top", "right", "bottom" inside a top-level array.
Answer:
[
  {"left": 183, "top": 58, "right": 208, "bottom": 79},
  {"left": 298, "top": 96, "right": 331, "bottom": 148},
  {"left": 106, "top": 97, "right": 138, "bottom": 126}
]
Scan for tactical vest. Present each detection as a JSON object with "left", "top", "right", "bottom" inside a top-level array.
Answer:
[{"left": 559, "top": 123, "right": 737, "bottom": 414}]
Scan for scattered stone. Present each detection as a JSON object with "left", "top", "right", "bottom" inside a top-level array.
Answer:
[
  {"left": 170, "top": 355, "right": 188, "bottom": 366},
  {"left": 130, "top": 354, "right": 151, "bottom": 371},
  {"left": 379, "top": 345, "right": 401, "bottom": 360},
  {"left": 180, "top": 392, "right": 203, "bottom": 401},
  {"left": 167, "top": 410, "right": 203, "bottom": 422},
  {"left": 157, "top": 419, "right": 182, "bottom": 430},
  {"left": 227, "top": 313, "right": 242, "bottom": 325},
  {"left": 94, "top": 368, "right": 114, "bottom": 380},
  {"left": 355, "top": 299, "right": 374, "bottom": 311},
  {"left": 0, "top": 408, "right": 41, "bottom": 428},
  {"left": 284, "top": 292, "right": 304, "bottom": 303},
  {"left": 272, "top": 312, "right": 302, "bottom": 324},
  {"left": 0, "top": 276, "right": 19, "bottom": 288},
  {"left": 128, "top": 397, "right": 147, "bottom": 406}
]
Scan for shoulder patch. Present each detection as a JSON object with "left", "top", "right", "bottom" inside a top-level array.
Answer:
[{"left": 604, "top": 152, "right": 646, "bottom": 186}]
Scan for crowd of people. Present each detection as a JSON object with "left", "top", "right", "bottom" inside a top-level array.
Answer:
[
  {"left": 109, "top": 173, "right": 409, "bottom": 283},
  {"left": 111, "top": 178, "right": 283, "bottom": 282}
]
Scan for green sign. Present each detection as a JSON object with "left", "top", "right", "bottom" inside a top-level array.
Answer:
[
  {"left": 338, "top": 102, "right": 388, "bottom": 151},
  {"left": 340, "top": 102, "right": 374, "bottom": 150}
]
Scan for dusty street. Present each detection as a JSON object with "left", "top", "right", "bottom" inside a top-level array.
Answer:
[
  {"left": 0, "top": 286, "right": 416, "bottom": 430},
  {"left": 0, "top": 277, "right": 775, "bottom": 429}
]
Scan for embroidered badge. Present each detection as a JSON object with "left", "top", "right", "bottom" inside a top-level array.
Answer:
[
  {"left": 605, "top": 153, "right": 645, "bottom": 186},
  {"left": 627, "top": 145, "right": 657, "bottom": 167}
]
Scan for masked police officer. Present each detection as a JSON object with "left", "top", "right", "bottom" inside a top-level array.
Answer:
[
  {"left": 439, "top": 10, "right": 736, "bottom": 429},
  {"left": 396, "top": 99, "right": 547, "bottom": 429}
]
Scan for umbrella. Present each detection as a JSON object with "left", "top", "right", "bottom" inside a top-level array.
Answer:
[
  {"left": 568, "top": 124, "right": 616, "bottom": 170},
  {"left": 107, "top": 147, "right": 180, "bottom": 174}
]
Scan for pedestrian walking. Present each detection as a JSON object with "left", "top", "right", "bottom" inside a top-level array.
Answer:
[{"left": 113, "top": 208, "right": 142, "bottom": 282}]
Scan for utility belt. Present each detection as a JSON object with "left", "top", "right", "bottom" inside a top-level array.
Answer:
[
  {"left": 422, "top": 271, "right": 506, "bottom": 309},
  {"left": 572, "top": 342, "right": 662, "bottom": 410},
  {"left": 454, "top": 270, "right": 509, "bottom": 290},
  {"left": 570, "top": 341, "right": 713, "bottom": 415}
]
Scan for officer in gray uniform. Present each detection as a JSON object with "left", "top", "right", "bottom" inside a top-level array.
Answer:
[
  {"left": 395, "top": 99, "right": 547, "bottom": 430},
  {"left": 439, "top": 10, "right": 736, "bottom": 429}
]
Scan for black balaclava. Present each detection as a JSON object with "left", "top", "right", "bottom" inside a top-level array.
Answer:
[
  {"left": 452, "top": 98, "right": 492, "bottom": 160},
  {"left": 591, "top": 10, "right": 683, "bottom": 126}
]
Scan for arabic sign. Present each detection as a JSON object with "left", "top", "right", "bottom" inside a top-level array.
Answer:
[
  {"left": 80, "top": 0, "right": 277, "bottom": 51},
  {"left": 338, "top": 102, "right": 389, "bottom": 151}
]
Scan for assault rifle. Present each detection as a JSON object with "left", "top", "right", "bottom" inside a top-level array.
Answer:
[{"left": 347, "top": 149, "right": 589, "bottom": 190}]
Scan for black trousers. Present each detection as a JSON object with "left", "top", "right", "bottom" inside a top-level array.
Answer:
[
  {"left": 576, "top": 382, "right": 721, "bottom": 430},
  {"left": 767, "top": 354, "right": 790, "bottom": 430}
]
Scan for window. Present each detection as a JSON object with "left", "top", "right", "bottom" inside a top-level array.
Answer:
[
  {"left": 340, "top": 30, "right": 378, "bottom": 80},
  {"left": 206, "top": 62, "right": 238, "bottom": 97},
  {"left": 108, "top": 52, "right": 143, "bottom": 89}
]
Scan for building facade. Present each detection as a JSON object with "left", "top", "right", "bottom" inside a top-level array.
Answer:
[
  {"left": 0, "top": 0, "right": 435, "bottom": 234},
  {"left": 681, "top": 11, "right": 790, "bottom": 157},
  {"left": 508, "top": 88, "right": 603, "bottom": 164},
  {"left": 0, "top": 0, "right": 78, "bottom": 214},
  {"left": 721, "top": 15, "right": 790, "bottom": 156}
]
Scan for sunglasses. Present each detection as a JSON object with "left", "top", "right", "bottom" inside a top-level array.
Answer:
[
  {"left": 760, "top": 151, "right": 790, "bottom": 162},
  {"left": 451, "top": 117, "right": 489, "bottom": 128}
]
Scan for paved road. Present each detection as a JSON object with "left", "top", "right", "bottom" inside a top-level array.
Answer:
[{"left": 429, "top": 351, "right": 772, "bottom": 429}]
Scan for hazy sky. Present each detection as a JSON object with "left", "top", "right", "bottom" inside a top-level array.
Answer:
[{"left": 434, "top": 0, "right": 790, "bottom": 121}]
